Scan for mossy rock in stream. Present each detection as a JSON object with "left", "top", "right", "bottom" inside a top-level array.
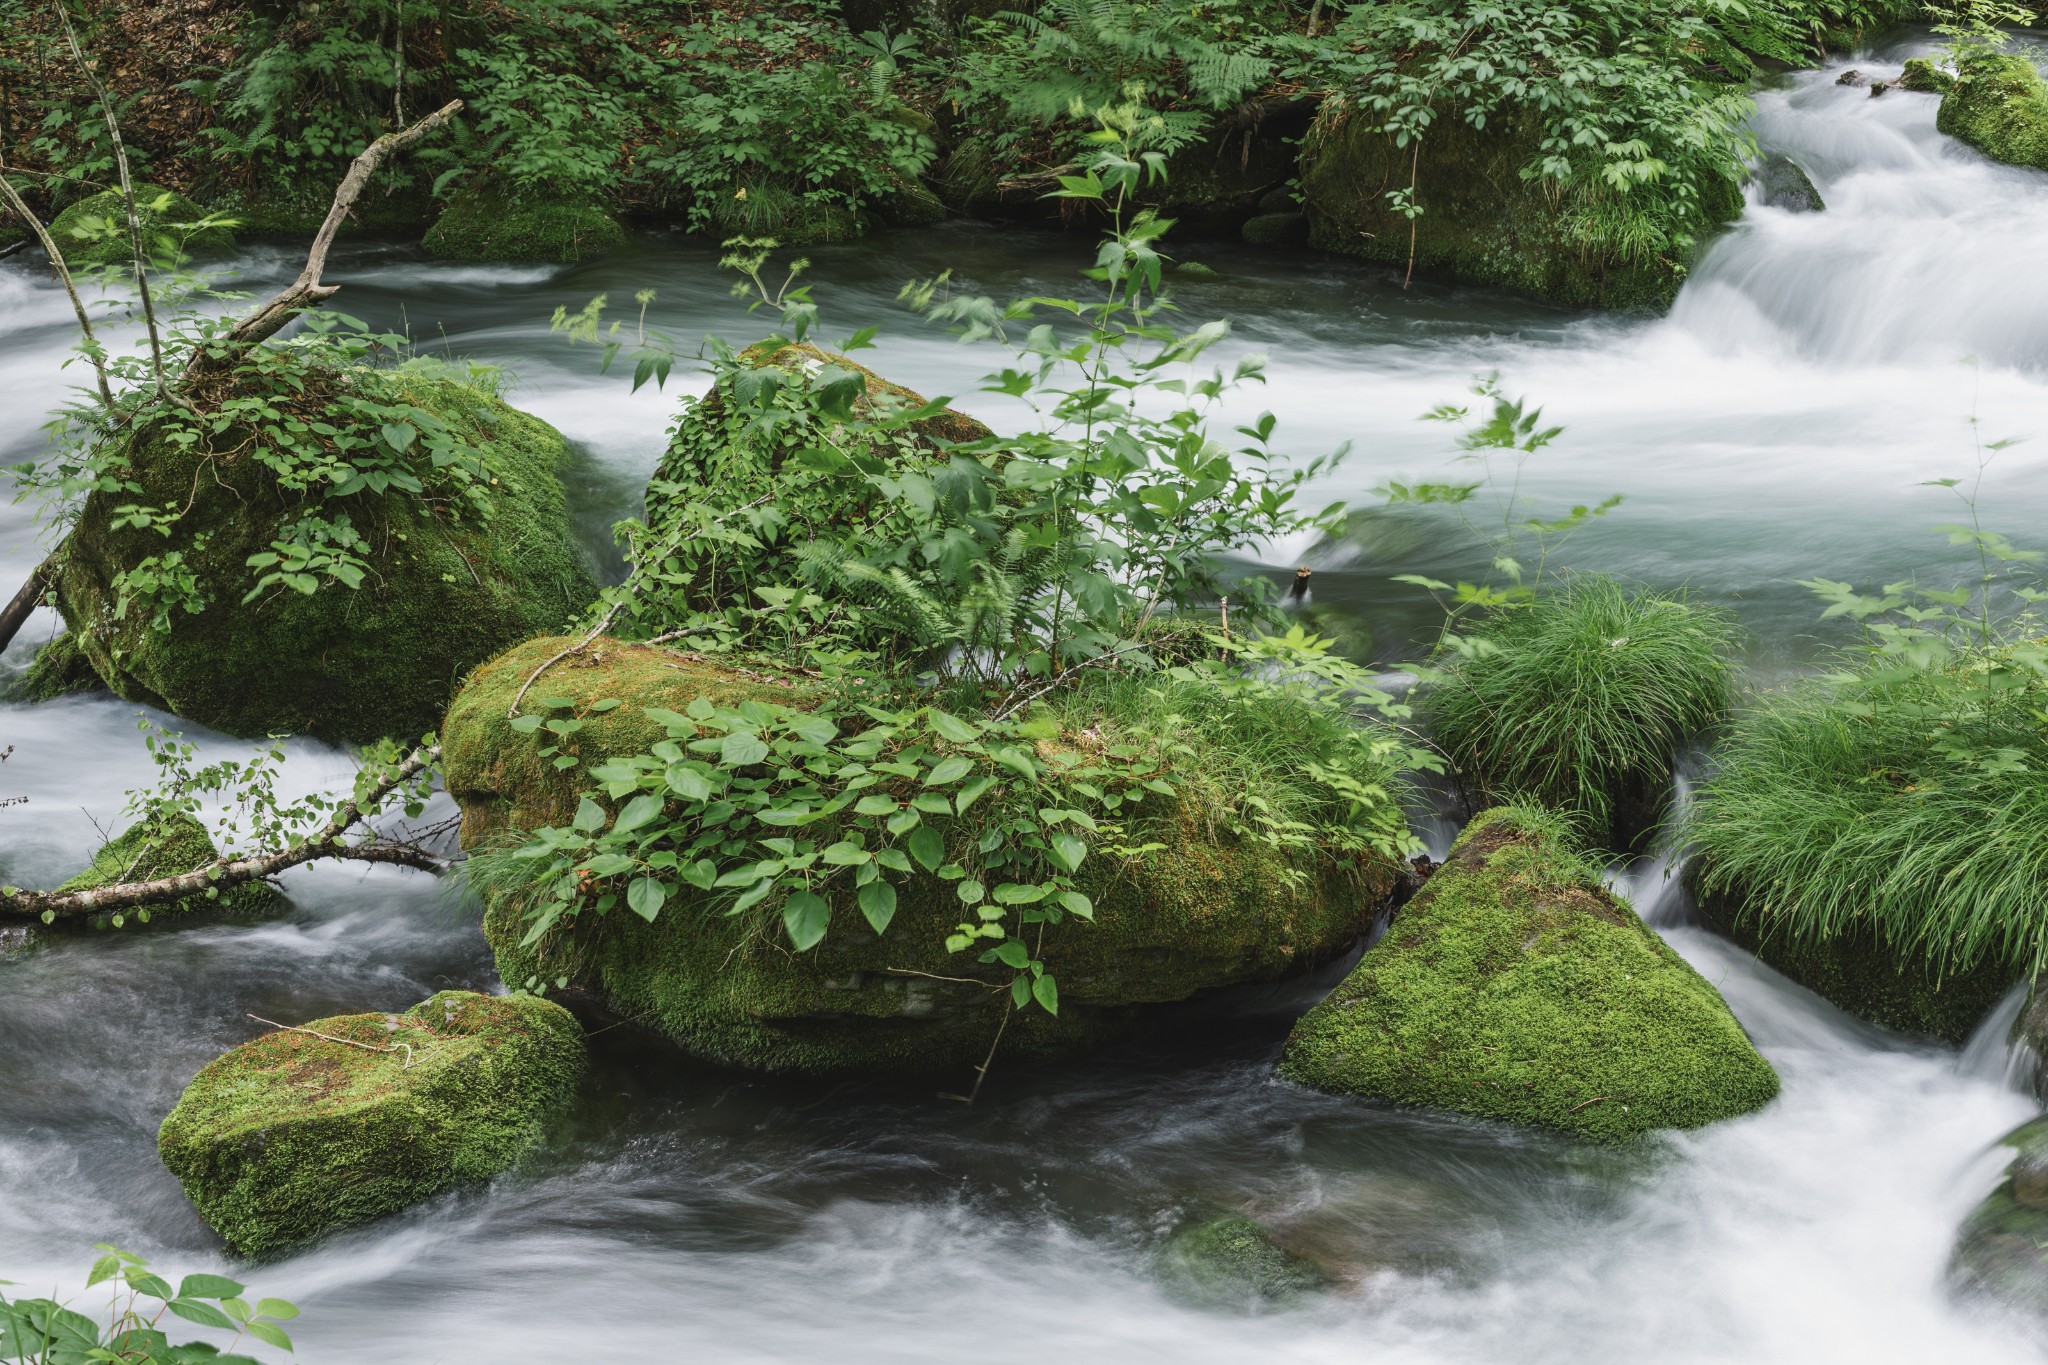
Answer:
[
  {"left": 443, "top": 636, "right": 1397, "bottom": 1075},
  {"left": 1161, "top": 1214, "right": 1330, "bottom": 1308},
  {"left": 1300, "top": 109, "right": 1742, "bottom": 309},
  {"left": 1279, "top": 807, "right": 1779, "bottom": 1143},
  {"left": 54, "top": 368, "right": 597, "bottom": 743},
  {"left": 54, "top": 811, "right": 283, "bottom": 928},
  {"left": 1900, "top": 58, "right": 1957, "bottom": 96},
  {"left": 3, "top": 632, "right": 106, "bottom": 702},
  {"left": 1951, "top": 1116, "right": 2048, "bottom": 1316},
  {"left": 1938, "top": 50, "right": 2048, "bottom": 172},
  {"left": 1686, "top": 860, "right": 2020, "bottom": 1044},
  {"left": 423, "top": 192, "right": 627, "bottom": 263},
  {"left": 46, "top": 184, "right": 234, "bottom": 267},
  {"left": 158, "top": 990, "right": 584, "bottom": 1258}
]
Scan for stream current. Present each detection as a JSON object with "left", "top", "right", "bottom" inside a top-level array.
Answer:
[{"left": 4, "top": 38, "right": 2048, "bottom": 1363}]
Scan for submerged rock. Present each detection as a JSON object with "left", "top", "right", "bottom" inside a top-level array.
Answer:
[
  {"left": 1938, "top": 50, "right": 2048, "bottom": 172},
  {"left": 1241, "top": 211, "right": 1310, "bottom": 247},
  {"left": 46, "top": 184, "right": 233, "bottom": 267},
  {"left": 1161, "top": 1214, "right": 1329, "bottom": 1308},
  {"left": 158, "top": 990, "right": 584, "bottom": 1258},
  {"left": 1688, "top": 862, "right": 2020, "bottom": 1043},
  {"left": 1756, "top": 155, "right": 1826, "bottom": 213},
  {"left": 443, "top": 637, "right": 1398, "bottom": 1075},
  {"left": 1952, "top": 1116, "right": 2048, "bottom": 1316},
  {"left": 1300, "top": 109, "right": 1741, "bottom": 309},
  {"left": 56, "top": 811, "right": 283, "bottom": 928},
  {"left": 1279, "top": 808, "right": 1779, "bottom": 1143},
  {"left": 54, "top": 368, "right": 596, "bottom": 743},
  {"left": 422, "top": 192, "right": 626, "bottom": 263}
]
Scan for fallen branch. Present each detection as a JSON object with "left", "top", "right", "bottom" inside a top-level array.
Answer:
[
  {"left": 185, "top": 100, "right": 463, "bottom": 381},
  {"left": 0, "top": 555, "right": 56, "bottom": 659},
  {"left": 0, "top": 742, "right": 441, "bottom": 921},
  {"left": 247, "top": 1013, "right": 417, "bottom": 1070}
]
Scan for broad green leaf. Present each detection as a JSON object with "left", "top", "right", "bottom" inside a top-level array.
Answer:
[
  {"left": 854, "top": 794, "right": 899, "bottom": 816},
  {"left": 886, "top": 808, "right": 922, "bottom": 835},
  {"left": 666, "top": 764, "right": 714, "bottom": 801},
  {"left": 1032, "top": 973, "right": 1059, "bottom": 1014},
  {"left": 721, "top": 731, "right": 771, "bottom": 767},
  {"left": 994, "top": 940, "right": 1031, "bottom": 968},
  {"left": 176, "top": 1274, "right": 244, "bottom": 1300},
  {"left": 167, "top": 1299, "right": 238, "bottom": 1330},
  {"left": 955, "top": 776, "right": 997, "bottom": 813},
  {"left": 253, "top": 1299, "right": 299, "bottom": 1321},
  {"left": 246, "top": 1321, "right": 296, "bottom": 1351},
  {"left": 613, "top": 792, "right": 666, "bottom": 835},
  {"left": 821, "top": 841, "right": 870, "bottom": 866},
  {"left": 858, "top": 879, "right": 898, "bottom": 934},
  {"left": 782, "top": 890, "right": 830, "bottom": 950},
  {"left": 993, "top": 882, "right": 1047, "bottom": 904},
  {"left": 927, "top": 709, "right": 981, "bottom": 743},
  {"left": 626, "top": 876, "right": 667, "bottom": 922},
  {"left": 1047, "top": 832, "right": 1087, "bottom": 873},
  {"left": 572, "top": 796, "right": 607, "bottom": 834},
  {"left": 956, "top": 878, "right": 985, "bottom": 904},
  {"left": 924, "top": 756, "right": 973, "bottom": 786},
  {"left": 908, "top": 824, "right": 945, "bottom": 871},
  {"left": 1057, "top": 890, "right": 1094, "bottom": 920}
]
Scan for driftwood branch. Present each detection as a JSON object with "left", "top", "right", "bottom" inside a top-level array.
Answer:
[
  {"left": 0, "top": 743, "right": 442, "bottom": 921},
  {"left": 0, "top": 555, "right": 56, "bottom": 659},
  {"left": 186, "top": 100, "right": 463, "bottom": 380}
]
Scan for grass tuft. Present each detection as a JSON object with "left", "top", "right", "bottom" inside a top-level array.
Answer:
[{"left": 1425, "top": 577, "right": 1740, "bottom": 850}]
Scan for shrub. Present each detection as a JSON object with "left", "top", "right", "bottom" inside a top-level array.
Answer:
[{"left": 1425, "top": 577, "right": 1740, "bottom": 849}]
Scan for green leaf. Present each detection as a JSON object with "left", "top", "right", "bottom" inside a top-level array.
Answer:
[
  {"left": 858, "top": 879, "right": 898, "bottom": 934},
  {"left": 1032, "top": 973, "right": 1059, "bottom": 1014},
  {"left": 626, "top": 876, "right": 667, "bottom": 922},
  {"left": 854, "top": 794, "right": 899, "bottom": 816},
  {"left": 1011, "top": 974, "right": 1032, "bottom": 1008},
  {"left": 508, "top": 713, "right": 544, "bottom": 734},
  {"left": 821, "top": 841, "right": 870, "bottom": 866},
  {"left": 910, "top": 792, "right": 953, "bottom": 815},
  {"left": 167, "top": 1299, "right": 239, "bottom": 1330},
  {"left": 782, "top": 890, "right": 830, "bottom": 950},
  {"left": 246, "top": 1320, "right": 296, "bottom": 1352},
  {"left": 908, "top": 824, "right": 945, "bottom": 871},
  {"left": 1057, "top": 890, "right": 1094, "bottom": 920},
  {"left": 994, "top": 939, "right": 1030, "bottom": 968},
  {"left": 379, "top": 421, "right": 417, "bottom": 452},
  {"left": 721, "top": 731, "right": 771, "bottom": 767},
  {"left": 666, "top": 764, "right": 714, "bottom": 801},
  {"left": 955, "top": 776, "right": 997, "bottom": 813},
  {"left": 875, "top": 848, "right": 913, "bottom": 873},
  {"left": 993, "top": 882, "right": 1047, "bottom": 904},
  {"left": 176, "top": 1274, "right": 245, "bottom": 1300},
  {"left": 1047, "top": 832, "right": 1087, "bottom": 873},
  {"left": 572, "top": 797, "right": 607, "bottom": 834},
  {"left": 928, "top": 709, "right": 981, "bottom": 743},
  {"left": 613, "top": 792, "right": 666, "bottom": 835},
  {"left": 682, "top": 858, "right": 717, "bottom": 890},
  {"left": 956, "top": 878, "right": 985, "bottom": 904},
  {"left": 886, "top": 808, "right": 922, "bottom": 835},
  {"left": 924, "top": 755, "right": 973, "bottom": 786},
  {"left": 253, "top": 1299, "right": 299, "bottom": 1321}
]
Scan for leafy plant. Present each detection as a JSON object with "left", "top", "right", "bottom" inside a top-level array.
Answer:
[{"left": 0, "top": 1246, "right": 298, "bottom": 1364}]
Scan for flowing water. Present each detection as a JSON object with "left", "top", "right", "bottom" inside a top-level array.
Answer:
[{"left": 5, "top": 36, "right": 2048, "bottom": 1363}]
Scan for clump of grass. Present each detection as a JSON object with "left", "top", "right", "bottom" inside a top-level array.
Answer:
[
  {"left": 1686, "top": 656, "right": 2048, "bottom": 978},
  {"left": 1425, "top": 576, "right": 1740, "bottom": 850}
]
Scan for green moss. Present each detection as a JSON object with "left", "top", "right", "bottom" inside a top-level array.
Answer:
[
  {"left": 55, "top": 370, "right": 597, "bottom": 743},
  {"left": 1279, "top": 807, "right": 1779, "bottom": 1143},
  {"left": 1937, "top": 51, "right": 2048, "bottom": 171},
  {"left": 158, "top": 990, "right": 584, "bottom": 1258},
  {"left": 1687, "top": 862, "right": 2018, "bottom": 1043},
  {"left": 422, "top": 193, "right": 627, "bottom": 263},
  {"left": 54, "top": 811, "right": 283, "bottom": 928},
  {"left": 1951, "top": 1116, "right": 2048, "bottom": 1315},
  {"left": 202, "top": 179, "right": 434, "bottom": 237},
  {"left": 3, "top": 632, "right": 105, "bottom": 702},
  {"left": 1900, "top": 58, "right": 1956, "bottom": 95},
  {"left": 704, "top": 183, "right": 863, "bottom": 244},
  {"left": 1300, "top": 111, "right": 1741, "bottom": 309},
  {"left": 46, "top": 184, "right": 234, "bottom": 267},
  {"left": 444, "top": 636, "right": 1396, "bottom": 1074},
  {"left": 1162, "top": 1215, "right": 1329, "bottom": 1307}
]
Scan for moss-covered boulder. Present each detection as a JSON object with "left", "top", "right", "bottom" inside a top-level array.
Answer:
[
  {"left": 1279, "top": 808, "right": 1779, "bottom": 1142},
  {"left": 1938, "top": 50, "right": 2048, "bottom": 172},
  {"left": 1951, "top": 1116, "right": 2048, "bottom": 1316},
  {"left": 444, "top": 636, "right": 1398, "bottom": 1074},
  {"left": 1755, "top": 154, "right": 1825, "bottom": 213},
  {"left": 54, "top": 811, "right": 283, "bottom": 928},
  {"left": 158, "top": 990, "right": 583, "bottom": 1258},
  {"left": 1900, "top": 57, "right": 1956, "bottom": 95},
  {"left": 1161, "top": 1214, "right": 1329, "bottom": 1308},
  {"left": 47, "top": 184, "right": 234, "bottom": 267},
  {"left": 1300, "top": 109, "right": 1742, "bottom": 308},
  {"left": 55, "top": 368, "right": 596, "bottom": 743},
  {"left": 204, "top": 179, "right": 434, "bottom": 237},
  {"left": 1687, "top": 861, "right": 2019, "bottom": 1043},
  {"left": 422, "top": 193, "right": 627, "bottom": 263},
  {"left": 3, "top": 632, "right": 105, "bottom": 702}
]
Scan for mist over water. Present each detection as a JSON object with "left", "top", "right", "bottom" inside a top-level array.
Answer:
[{"left": 5, "top": 39, "right": 2048, "bottom": 1363}]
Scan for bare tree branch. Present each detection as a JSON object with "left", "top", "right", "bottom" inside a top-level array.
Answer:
[
  {"left": 186, "top": 100, "right": 463, "bottom": 381},
  {"left": 0, "top": 555, "right": 56, "bottom": 658},
  {"left": 0, "top": 743, "right": 442, "bottom": 920},
  {"left": 0, "top": 151, "right": 113, "bottom": 409}
]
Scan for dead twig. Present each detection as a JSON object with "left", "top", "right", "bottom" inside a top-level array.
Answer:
[{"left": 247, "top": 1013, "right": 417, "bottom": 1070}]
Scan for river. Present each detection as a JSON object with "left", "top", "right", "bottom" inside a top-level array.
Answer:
[{"left": 3, "top": 35, "right": 2047, "bottom": 1364}]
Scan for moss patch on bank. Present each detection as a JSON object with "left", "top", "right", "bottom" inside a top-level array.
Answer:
[
  {"left": 55, "top": 368, "right": 597, "bottom": 743},
  {"left": 1279, "top": 807, "right": 1779, "bottom": 1142},
  {"left": 158, "top": 990, "right": 584, "bottom": 1258},
  {"left": 46, "top": 183, "right": 233, "bottom": 267},
  {"left": 446, "top": 636, "right": 1399, "bottom": 1074},
  {"left": 1938, "top": 50, "right": 2048, "bottom": 171},
  {"left": 423, "top": 193, "right": 627, "bottom": 263}
]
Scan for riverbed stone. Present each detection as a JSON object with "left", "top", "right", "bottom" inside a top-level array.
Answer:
[
  {"left": 1756, "top": 154, "right": 1826, "bottom": 213},
  {"left": 1951, "top": 1116, "right": 2048, "bottom": 1315},
  {"left": 1279, "top": 808, "right": 1780, "bottom": 1143},
  {"left": 1161, "top": 1214, "right": 1329, "bottom": 1308},
  {"left": 442, "top": 636, "right": 1398, "bottom": 1075},
  {"left": 1938, "top": 50, "right": 2048, "bottom": 172},
  {"left": 158, "top": 990, "right": 584, "bottom": 1258},
  {"left": 54, "top": 369, "right": 596, "bottom": 743}
]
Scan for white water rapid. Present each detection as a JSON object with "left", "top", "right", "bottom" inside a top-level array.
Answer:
[{"left": 4, "top": 34, "right": 2048, "bottom": 1365}]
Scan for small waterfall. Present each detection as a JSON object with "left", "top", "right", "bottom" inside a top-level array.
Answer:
[{"left": 1957, "top": 980, "right": 2040, "bottom": 1097}]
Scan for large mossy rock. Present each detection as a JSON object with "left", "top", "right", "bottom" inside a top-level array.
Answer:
[
  {"left": 443, "top": 636, "right": 1395, "bottom": 1074},
  {"left": 56, "top": 811, "right": 283, "bottom": 928},
  {"left": 1687, "top": 862, "right": 2019, "bottom": 1044},
  {"left": 422, "top": 192, "right": 627, "bottom": 263},
  {"left": 1952, "top": 1116, "right": 2048, "bottom": 1316},
  {"left": 158, "top": 990, "right": 583, "bottom": 1258},
  {"left": 3, "top": 632, "right": 105, "bottom": 702},
  {"left": 1300, "top": 111, "right": 1741, "bottom": 308},
  {"left": 1279, "top": 809, "right": 1779, "bottom": 1142},
  {"left": 55, "top": 370, "right": 596, "bottom": 743},
  {"left": 1938, "top": 50, "right": 2048, "bottom": 172},
  {"left": 47, "top": 184, "right": 234, "bottom": 267}
]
